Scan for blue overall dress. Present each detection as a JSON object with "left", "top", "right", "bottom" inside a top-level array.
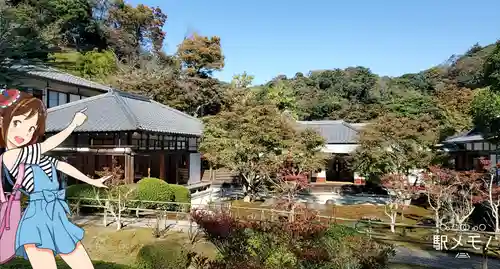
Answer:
[{"left": 14, "top": 164, "right": 84, "bottom": 259}]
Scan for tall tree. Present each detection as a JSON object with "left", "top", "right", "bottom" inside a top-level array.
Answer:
[
  {"left": 107, "top": 58, "right": 178, "bottom": 104},
  {"left": 176, "top": 33, "right": 224, "bottom": 78},
  {"left": 0, "top": 0, "right": 55, "bottom": 83},
  {"left": 231, "top": 72, "right": 254, "bottom": 88},
  {"left": 109, "top": 57, "right": 227, "bottom": 117},
  {"left": 200, "top": 94, "right": 325, "bottom": 201},
  {"left": 353, "top": 113, "right": 439, "bottom": 181},
  {"left": 104, "top": 0, "right": 167, "bottom": 59}
]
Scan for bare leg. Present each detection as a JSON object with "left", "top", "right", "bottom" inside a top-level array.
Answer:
[
  {"left": 24, "top": 244, "right": 58, "bottom": 269},
  {"left": 59, "top": 241, "right": 94, "bottom": 269}
]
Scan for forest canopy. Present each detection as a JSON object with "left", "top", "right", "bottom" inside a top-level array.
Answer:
[{"left": 1, "top": 0, "right": 500, "bottom": 147}]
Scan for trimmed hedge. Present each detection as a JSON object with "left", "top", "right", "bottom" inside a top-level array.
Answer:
[
  {"left": 65, "top": 178, "right": 191, "bottom": 211},
  {"left": 170, "top": 184, "right": 191, "bottom": 203},
  {"left": 66, "top": 184, "right": 100, "bottom": 199},
  {"left": 66, "top": 184, "right": 137, "bottom": 204},
  {"left": 136, "top": 241, "right": 192, "bottom": 269},
  {"left": 66, "top": 184, "right": 102, "bottom": 205},
  {"left": 137, "top": 178, "right": 174, "bottom": 205},
  {"left": 169, "top": 184, "right": 191, "bottom": 212}
]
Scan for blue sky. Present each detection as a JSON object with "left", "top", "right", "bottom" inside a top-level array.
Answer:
[{"left": 129, "top": 0, "right": 499, "bottom": 85}]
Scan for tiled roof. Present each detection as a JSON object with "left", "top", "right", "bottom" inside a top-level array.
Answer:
[
  {"left": 11, "top": 65, "right": 111, "bottom": 92},
  {"left": 46, "top": 90, "right": 202, "bottom": 136},
  {"left": 296, "top": 120, "right": 366, "bottom": 144},
  {"left": 443, "top": 129, "right": 484, "bottom": 143}
]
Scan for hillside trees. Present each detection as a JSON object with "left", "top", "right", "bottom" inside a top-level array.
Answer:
[
  {"left": 103, "top": 0, "right": 168, "bottom": 58},
  {"left": 4, "top": 0, "right": 500, "bottom": 150},
  {"left": 483, "top": 42, "right": 500, "bottom": 92},
  {"left": 0, "top": 0, "right": 57, "bottom": 83},
  {"left": 7, "top": 0, "right": 105, "bottom": 50}
]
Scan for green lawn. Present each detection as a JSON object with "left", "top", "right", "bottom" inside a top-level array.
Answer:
[
  {"left": 229, "top": 200, "right": 433, "bottom": 225},
  {"left": 0, "top": 225, "right": 215, "bottom": 269}
]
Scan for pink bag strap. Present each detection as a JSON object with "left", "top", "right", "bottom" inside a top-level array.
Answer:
[
  {"left": 0, "top": 155, "right": 25, "bottom": 202},
  {"left": 0, "top": 155, "right": 5, "bottom": 203},
  {"left": 0, "top": 154, "right": 25, "bottom": 234}
]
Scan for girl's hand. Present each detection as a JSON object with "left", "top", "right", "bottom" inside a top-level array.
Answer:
[
  {"left": 93, "top": 175, "right": 112, "bottom": 188},
  {"left": 71, "top": 107, "right": 88, "bottom": 128}
]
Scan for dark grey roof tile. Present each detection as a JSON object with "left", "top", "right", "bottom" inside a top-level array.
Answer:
[
  {"left": 443, "top": 129, "right": 484, "bottom": 143},
  {"left": 11, "top": 65, "right": 111, "bottom": 92},
  {"left": 46, "top": 90, "right": 202, "bottom": 136},
  {"left": 296, "top": 120, "right": 364, "bottom": 144}
]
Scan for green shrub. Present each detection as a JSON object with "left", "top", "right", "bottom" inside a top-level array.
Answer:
[
  {"left": 169, "top": 184, "right": 191, "bottom": 212},
  {"left": 325, "top": 224, "right": 358, "bottom": 241},
  {"left": 107, "top": 184, "right": 138, "bottom": 199},
  {"left": 66, "top": 184, "right": 138, "bottom": 203},
  {"left": 136, "top": 241, "right": 192, "bottom": 269},
  {"left": 66, "top": 184, "right": 98, "bottom": 198},
  {"left": 170, "top": 184, "right": 191, "bottom": 203},
  {"left": 192, "top": 210, "right": 394, "bottom": 269},
  {"left": 322, "top": 224, "right": 395, "bottom": 269},
  {"left": 66, "top": 184, "right": 101, "bottom": 205},
  {"left": 137, "top": 178, "right": 174, "bottom": 209}
]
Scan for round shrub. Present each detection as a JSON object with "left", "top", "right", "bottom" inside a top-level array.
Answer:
[
  {"left": 137, "top": 178, "right": 174, "bottom": 209},
  {"left": 169, "top": 184, "right": 191, "bottom": 203},
  {"left": 66, "top": 184, "right": 101, "bottom": 205},
  {"left": 169, "top": 184, "right": 191, "bottom": 212},
  {"left": 66, "top": 184, "right": 97, "bottom": 198},
  {"left": 136, "top": 241, "right": 192, "bottom": 269}
]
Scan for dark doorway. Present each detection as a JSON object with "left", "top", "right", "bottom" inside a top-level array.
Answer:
[
  {"left": 326, "top": 155, "right": 354, "bottom": 182},
  {"left": 165, "top": 154, "right": 178, "bottom": 184}
]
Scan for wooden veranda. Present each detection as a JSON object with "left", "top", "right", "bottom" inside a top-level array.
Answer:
[{"left": 44, "top": 131, "right": 200, "bottom": 185}]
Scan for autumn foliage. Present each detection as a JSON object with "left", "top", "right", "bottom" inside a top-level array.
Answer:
[{"left": 190, "top": 208, "right": 394, "bottom": 269}]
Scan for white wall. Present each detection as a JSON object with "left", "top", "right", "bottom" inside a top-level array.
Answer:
[
  {"left": 321, "top": 144, "right": 359, "bottom": 154},
  {"left": 188, "top": 153, "right": 201, "bottom": 185}
]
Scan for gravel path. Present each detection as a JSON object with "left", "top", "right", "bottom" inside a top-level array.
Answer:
[{"left": 390, "top": 246, "right": 499, "bottom": 269}]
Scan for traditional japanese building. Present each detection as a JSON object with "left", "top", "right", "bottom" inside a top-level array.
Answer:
[
  {"left": 44, "top": 90, "right": 203, "bottom": 185},
  {"left": 296, "top": 120, "right": 367, "bottom": 184},
  {"left": 441, "top": 128, "right": 499, "bottom": 171},
  {"left": 4, "top": 65, "right": 204, "bottom": 185}
]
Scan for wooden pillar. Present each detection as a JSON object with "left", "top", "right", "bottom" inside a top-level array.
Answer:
[
  {"left": 174, "top": 154, "right": 179, "bottom": 184},
  {"left": 124, "top": 154, "right": 135, "bottom": 184},
  {"left": 88, "top": 154, "right": 96, "bottom": 178},
  {"left": 108, "top": 155, "right": 114, "bottom": 168},
  {"left": 130, "top": 155, "right": 135, "bottom": 183},
  {"left": 159, "top": 153, "right": 165, "bottom": 180},
  {"left": 124, "top": 154, "right": 130, "bottom": 183}
]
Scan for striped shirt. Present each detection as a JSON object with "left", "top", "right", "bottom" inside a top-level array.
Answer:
[{"left": 9, "top": 144, "right": 59, "bottom": 193}]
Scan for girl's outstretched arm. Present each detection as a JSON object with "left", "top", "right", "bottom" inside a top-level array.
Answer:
[
  {"left": 40, "top": 108, "right": 88, "bottom": 154},
  {"left": 56, "top": 161, "right": 109, "bottom": 188}
]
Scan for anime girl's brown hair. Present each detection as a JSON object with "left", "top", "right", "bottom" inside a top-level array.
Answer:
[{"left": 0, "top": 90, "right": 47, "bottom": 148}]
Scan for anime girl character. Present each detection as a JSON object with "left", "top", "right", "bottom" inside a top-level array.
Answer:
[{"left": 0, "top": 89, "right": 110, "bottom": 269}]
